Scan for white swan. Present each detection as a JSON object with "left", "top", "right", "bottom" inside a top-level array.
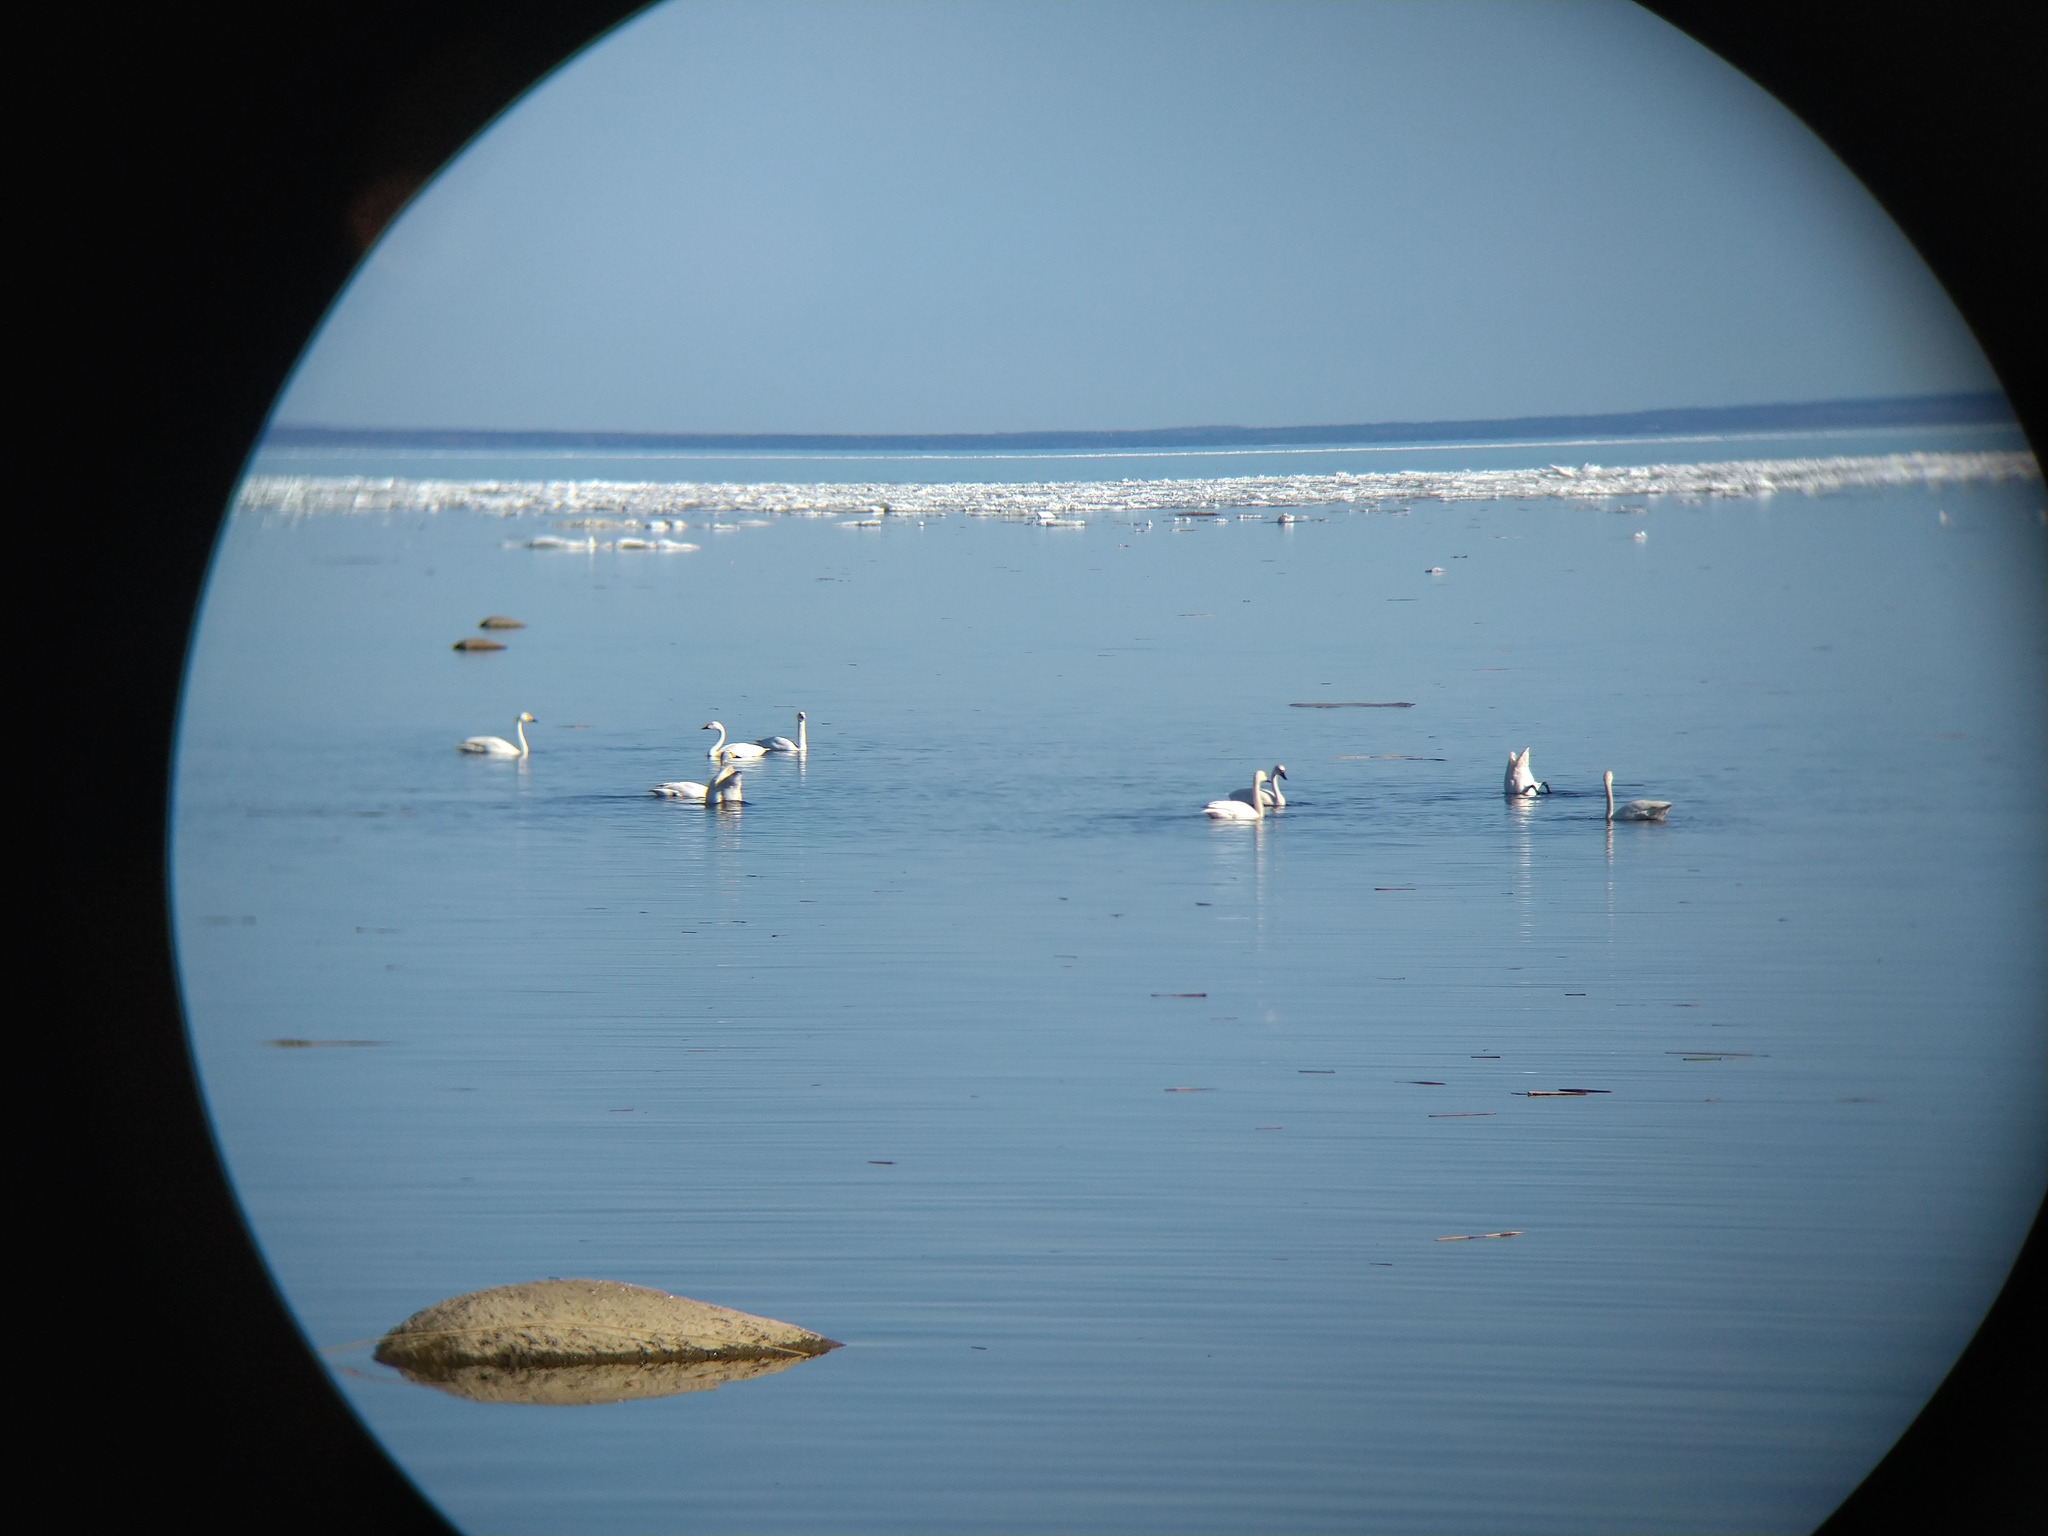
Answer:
[
  {"left": 1230, "top": 764, "right": 1287, "bottom": 808},
  {"left": 1504, "top": 748, "right": 1549, "bottom": 797},
  {"left": 1605, "top": 770, "right": 1671, "bottom": 822},
  {"left": 653, "top": 765, "right": 741, "bottom": 803},
  {"left": 1206, "top": 771, "right": 1267, "bottom": 821},
  {"left": 757, "top": 711, "right": 807, "bottom": 755},
  {"left": 703, "top": 721, "right": 769, "bottom": 763},
  {"left": 459, "top": 712, "right": 535, "bottom": 758},
  {"left": 652, "top": 776, "right": 713, "bottom": 800}
]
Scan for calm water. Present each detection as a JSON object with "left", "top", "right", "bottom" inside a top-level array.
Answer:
[{"left": 173, "top": 433, "right": 2045, "bottom": 1534}]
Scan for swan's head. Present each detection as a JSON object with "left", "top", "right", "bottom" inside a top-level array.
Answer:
[
  {"left": 1272, "top": 765, "right": 1288, "bottom": 780},
  {"left": 519, "top": 712, "right": 536, "bottom": 723},
  {"left": 796, "top": 710, "right": 806, "bottom": 722},
  {"left": 702, "top": 722, "right": 722, "bottom": 732},
  {"left": 1604, "top": 771, "right": 1615, "bottom": 791}
]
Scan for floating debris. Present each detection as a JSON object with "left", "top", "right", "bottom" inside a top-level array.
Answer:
[
  {"left": 1437, "top": 1231, "right": 1523, "bottom": 1242},
  {"left": 868, "top": 1160, "right": 895, "bottom": 1165},
  {"left": 1518, "top": 1089, "right": 1611, "bottom": 1097},
  {"left": 1376, "top": 887, "right": 1415, "bottom": 892},
  {"left": 373, "top": 1279, "right": 838, "bottom": 1405},
  {"left": 451, "top": 637, "right": 505, "bottom": 652},
  {"left": 1164, "top": 1086, "right": 1214, "bottom": 1093},
  {"left": 1152, "top": 992, "right": 1208, "bottom": 998},
  {"left": 1429, "top": 1112, "right": 1497, "bottom": 1118},
  {"left": 267, "top": 1038, "right": 385, "bottom": 1048},
  {"left": 1299, "top": 1069, "right": 1336, "bottom": 1074},
  {"left": 1408, "top": 1080, "right": 1446, "bottom": 1086},
  {"left": 478, "top": 615, "right": 525, "bottom": 629},
  {"left": 1290, "top": 701, "right": 1414, "bottom": 708}
]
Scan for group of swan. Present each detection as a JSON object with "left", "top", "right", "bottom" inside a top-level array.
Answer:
[
  {"left": 1205, "top": 764, "right": 1287, "bottom": 821},
  {"left": 651, "top": 712, "right": 808, "bottom": 804},
  {"left": 1505, "top": 748, "right": 1670, "bottom": 822},
  {"left": 1202, "top": 750, "right": 1670, "bottom": 824},
  {"left": 456, "top": 711, "right": 806, "bottom": 810},
  {"left": 703, "top": 712, "right": 806, "bottom": 763}
]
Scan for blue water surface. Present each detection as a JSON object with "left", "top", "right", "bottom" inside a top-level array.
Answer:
[{"left": 172, "top": 437, "right": 2045, "bottom": 1534}]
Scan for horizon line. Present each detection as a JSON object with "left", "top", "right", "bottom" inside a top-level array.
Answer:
[{"left": 263, "top": 390, "right": 2014, "bottom": 455}]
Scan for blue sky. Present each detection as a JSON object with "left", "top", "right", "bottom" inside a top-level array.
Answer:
[{"left": 274, "top": 0, "right": 1995, "bottom": 435}]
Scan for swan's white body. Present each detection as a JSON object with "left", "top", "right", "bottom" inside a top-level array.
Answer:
[
  {"left": 1230, "top": 764, "right": 1287, "bottom": 808},
  {"left": 1605, "top": 770, "right": 1671, "bottom": 822},
  {"left": 653, "top": 766, "right": 740, "bottom": 803},
  {"left": 1206, "top": 771, "right": 1267, "bottom": 821},
  {"left": 703, "top": 721, "right": 769, "bottom": 762},
  {"left": 1504, "top": 748, "right": 1548, "bottom": 797},
  {"left": 459, "top": 712, "right": 534, "bottom": 758},
  {"left": 758, "top": 711, "right": 807, "bottom": 755}
]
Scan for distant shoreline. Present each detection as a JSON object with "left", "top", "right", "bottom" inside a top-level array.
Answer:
[{"left": 264, "top": 391, "right": 2015, "bottom": 456}]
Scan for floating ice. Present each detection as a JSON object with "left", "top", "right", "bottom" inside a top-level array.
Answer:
[{"left": 237, "top": 451, "right": 2037, "bottom": 527}]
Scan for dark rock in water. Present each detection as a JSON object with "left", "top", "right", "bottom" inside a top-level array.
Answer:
[
  {"left": 374, "top": 1279, "right": 839, "bottom": 1406},
  {"left": 452, "top": 637, "right": 506, "bottom": 651},
  {"left": 478, "top": 615, "right": 526, "bottom": 629}
]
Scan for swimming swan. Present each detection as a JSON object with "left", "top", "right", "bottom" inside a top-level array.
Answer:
[
  {"left": 703, "top": 721, "right": 769, "bottom": 762},
  {"left": 1230, "top": 764, "right": 1287, "bottom": 808},
  {"left": 1504, "top": 748, "right": 1549, "bottom": 797},
  {"left": 652, "top": 765, "right": 741, "bottom": 803},
  {"left": 758, "top": 711, "right": 807, "bottom": 754},
  {"left": 1206, "top": 771, "right": 1268, "bottom": 821},
  {"left": 1605, "top": 770, "right": 1671, "bottom": 822},
  {"left": 459, "top": 712, "right": 535, "bottom": 758}
]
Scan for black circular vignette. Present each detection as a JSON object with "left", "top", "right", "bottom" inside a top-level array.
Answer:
[{"left": 42, "top": 4, "right": 2040, "bottom": 1532}]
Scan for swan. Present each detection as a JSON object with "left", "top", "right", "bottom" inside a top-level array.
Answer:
[
  {"left": 1206, "top": 771, "right": 1267, "bottom": 821},
  {"left": 459, "top": 712, "right": 535, "bottom": 758},
  {"left": 757, "top": 711, "right": 807, "bottom": 755},
  {"left": 652, "top": 776, "right": 713, "bottom": 800},
  {"left": 1605, "top": 770, "right": 1671, "bottom": 822},
  {"left": 1230, "top": 764, "right": 1287, "bottom": 808},
  {"left": 1503, "top": 748, "right": 1549, "bottom": 797},
  {"left": 703, "top": 721, "right": 769, "bottom": 763},
  {"left": 653, "top": 765, "right": 741, "bottom": 803}
]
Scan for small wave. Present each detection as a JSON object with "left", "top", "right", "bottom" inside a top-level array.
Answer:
[{"left": 236, "top": 450, "right": 2038, "bottom": 523}]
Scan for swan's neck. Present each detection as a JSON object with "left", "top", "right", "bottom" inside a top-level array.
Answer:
[
  {"left": 1604, "top": 773, "right": 1615, "bottom": 821},
  {"left": 1250, "top": 772, "right": 1266, "bottom": 817},
  {"left": 709, "top": 723, "right": 727, "bottom": 754},
  {"left": 516, "top": 717, "right": 529, "bottom": 757},
  {"left": 797, "top": 715, "right": 807, "bottom": 754}
]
